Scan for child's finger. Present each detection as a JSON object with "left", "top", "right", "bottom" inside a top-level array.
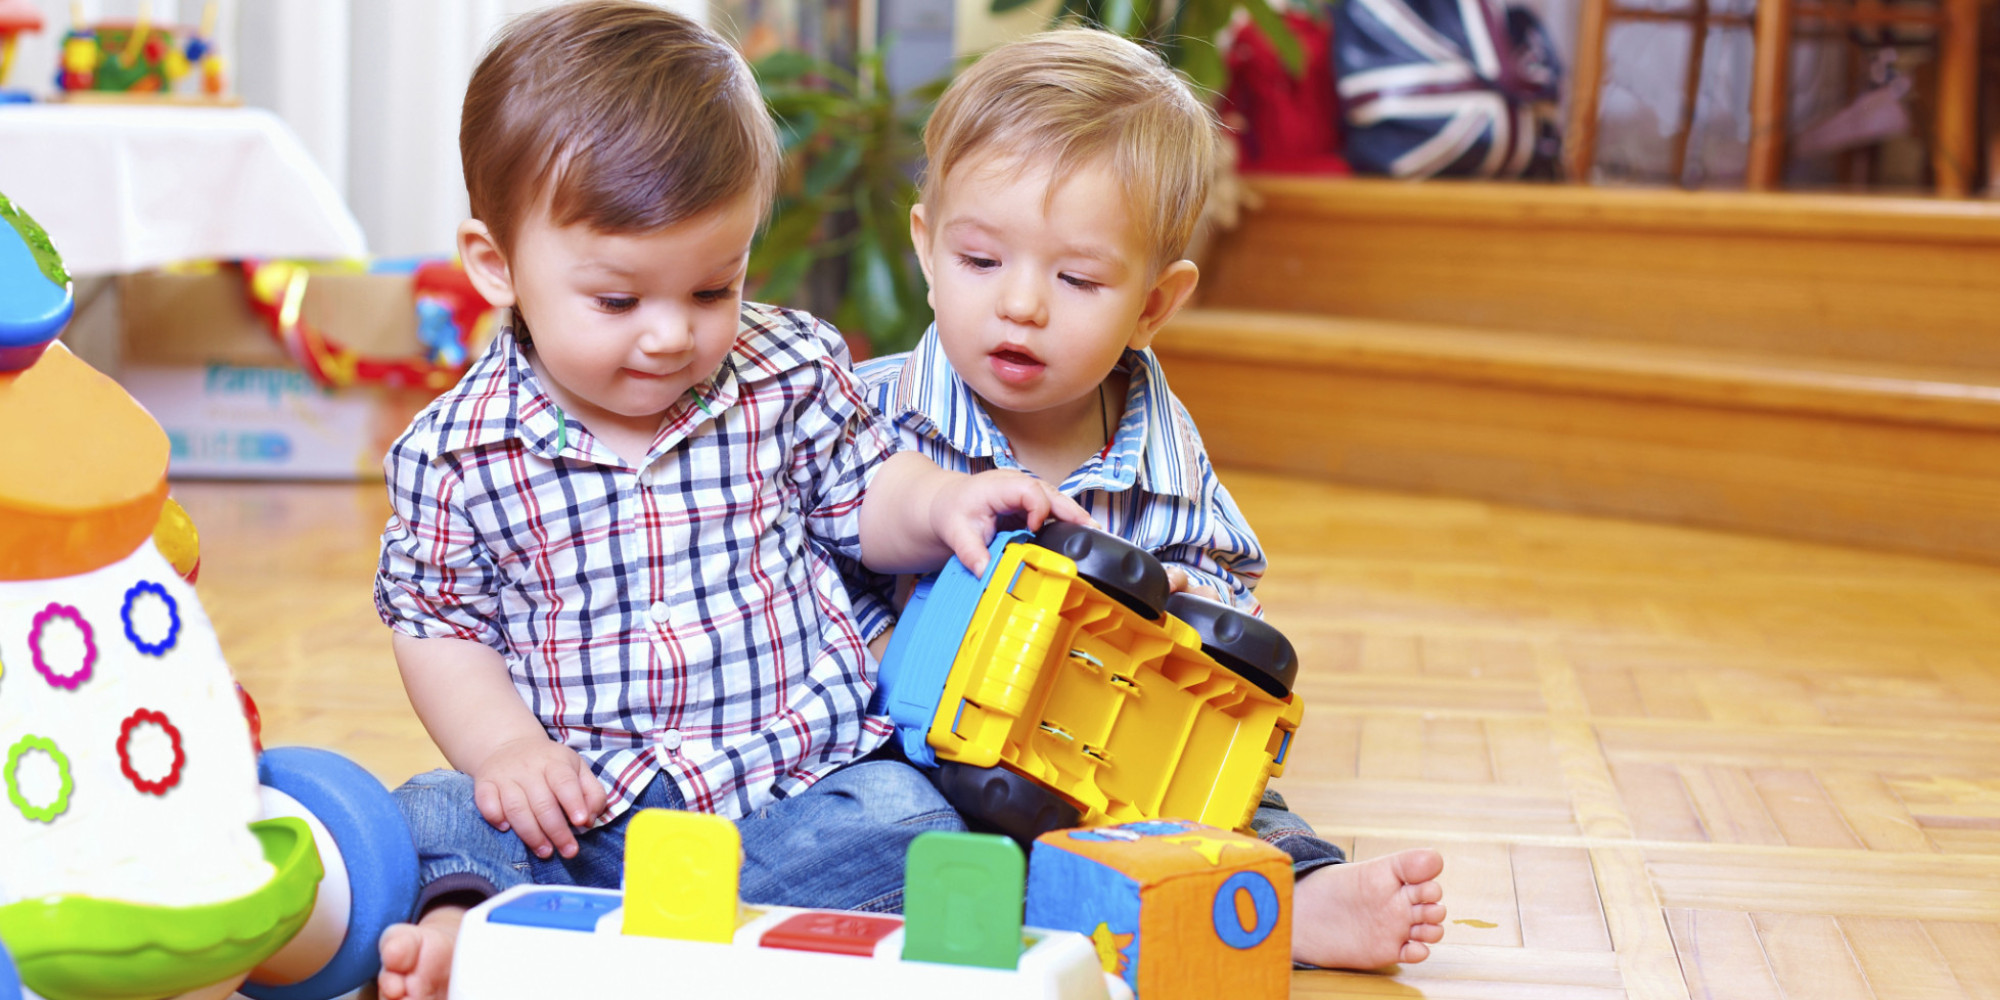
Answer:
[
  {"left": 578, "top": 759, "right": 609, "bottom": 818},
  {"left": 1041, "top": 484, "right": 1093, "bottom": 527},
  {"left": 948, "top": 523, "right": 993, "bottom": 577},
  {"left": 474, "top": 777, "right": 510, "bottom": 832},
  {"left": 523, "top": 778, "right": 581, "bottom": 859},
  {"left": 497, "top": 781, "right": 552, "bottom": 858},
  {"left": 548, "top": 762, "right": 594, "bottom": 829}
]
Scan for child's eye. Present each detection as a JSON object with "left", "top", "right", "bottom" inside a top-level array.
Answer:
[
  {"left": 958, "top": 254, "right": 998, "bottom": 271},
  {"left": 595, "top": 296, "right": 638, "bottom": 313},
  {"left": 694, "top": 287, "right": 738, "bottom": 304},
  {"left": 1060, "top": 274, "right": 1099, "bottom": 291}
]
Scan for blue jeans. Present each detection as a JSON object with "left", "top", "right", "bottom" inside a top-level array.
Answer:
[{"left": 395, "top": 758, "right": 966, "bottom": 916}]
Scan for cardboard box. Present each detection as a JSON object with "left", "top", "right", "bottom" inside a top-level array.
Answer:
[{"left": 116, "top": 268, "right": 446, "bottom": 480}]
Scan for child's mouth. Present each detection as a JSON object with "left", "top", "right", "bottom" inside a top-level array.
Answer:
[{"left": 988, "top": 348, "right": 1044, "bottom": 385}]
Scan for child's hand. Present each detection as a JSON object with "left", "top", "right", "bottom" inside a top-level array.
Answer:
[
  {"left": 931, "top": 469, "right": 1093, "bottom": 576},
  {"left": 470, "top": 735, "right": 609, "bottom": 860},
  {"left": 1166, "top": 565, "right": 1222, "bottom": 602}
]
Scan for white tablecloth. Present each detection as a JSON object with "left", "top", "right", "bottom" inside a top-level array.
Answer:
[{"left": 0, "top": 105, "right": 367, "bottom": 276}]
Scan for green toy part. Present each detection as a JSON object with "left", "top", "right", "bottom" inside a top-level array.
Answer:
[
  {"left": 900, "top": 830, "right": 1027, "bottom": 971},
  {"left": 4, "top": 734, "right": 72, "bottom": 823},
  {"left": 0, "top": 193, "right": 69, "bottom": 289},
  {"left": 0, "top": 816, "right": 324, "bottom": 1000}
]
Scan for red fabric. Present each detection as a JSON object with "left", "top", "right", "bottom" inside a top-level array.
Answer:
[{"left": 1222, "top": 9, "right": 1349, "bottom": 174}]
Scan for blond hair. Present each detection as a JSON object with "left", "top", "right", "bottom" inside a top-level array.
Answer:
[
  {"left": 920, "top": 28, "right": 1220, "bottom": 274},
  {"left": 460, "top": 0, "right": 780, "bottom": 256}
]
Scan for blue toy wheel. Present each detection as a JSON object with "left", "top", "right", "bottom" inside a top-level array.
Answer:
[
  {"left": 0, "top": 935, "right": 21, "bottom": 1000},
  {"left": 241, "top": 747, "right": 418, "bottom": 1000}
]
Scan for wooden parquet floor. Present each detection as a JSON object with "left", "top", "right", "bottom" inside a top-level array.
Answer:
[{"left": 175, "top": 471, "right": 2000, "bottom": 999}]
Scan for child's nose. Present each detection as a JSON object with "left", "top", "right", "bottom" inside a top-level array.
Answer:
[
  {"left": 996, "top": 273, "right": 1048, "bottom": 327},
  {"left": 638, "top": 311, "right": 696, "bottom": 354}
]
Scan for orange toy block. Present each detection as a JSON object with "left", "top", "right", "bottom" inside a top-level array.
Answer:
[
  {"left": 1025, "top": 821, "right": 1291, "bottom": 999},
  {"left": 0, "top": 341, "right": 169, "bottom": 581}
]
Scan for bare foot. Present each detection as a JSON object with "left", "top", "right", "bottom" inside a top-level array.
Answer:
[
  {"left": 1291, "top": 849, "right": 1446, "bottom": 969},
  {"left": 377, "top": 904, "right": 468, "bottom": 1000}
]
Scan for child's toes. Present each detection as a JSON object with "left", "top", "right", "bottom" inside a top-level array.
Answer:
[
  {"left": 1393, "top": 847, "right": 1445, "bottom": 886},
  {"left": 1399, "top": 940, "right": 1432, "bottom": 964},
  {"left": 1417, "top": 901, "right": 1447, "bottom": 925},
  {"left": 1413, "top": 920, "right": 1445, "bottom": 944}
]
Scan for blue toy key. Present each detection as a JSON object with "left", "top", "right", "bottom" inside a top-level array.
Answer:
[{"left": 487, "top": 889, "right": 622, "bottom": 932}]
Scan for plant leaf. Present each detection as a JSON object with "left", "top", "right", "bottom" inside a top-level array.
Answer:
[
  {"left": 1241, "top": 0, "right": 1305, "bottom": 78},
  {"left": 848, "top": 232, "right": 903, "bottom": 341},
  {"left": 752, "top": 50, "right": 817, "bottom": 84},
  {"left": 753, "top": 248, "right": 815, "bottom": 306},
  {"left": 990, "top": 0, "right": 1041, "bottom": 11},
  {"left": 802, "top": 140, "right": 864, "bottom": 199},
  {"left": 1179, "top": 37, "right": 1225, "bottom": 94},
  {"left": 1101, "top": 0, "right": 1137, "bottom": 33},
  {"left": 749, "top": 199, "right": 825, "bottom": 273},
  {"left": 774, "top": 110, "right": 819, "bottom": 153}
]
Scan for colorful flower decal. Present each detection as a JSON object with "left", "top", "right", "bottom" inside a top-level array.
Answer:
[
  {"left": 6, "top": 735, "right": 74, "bottom": 822},
  {"left": 117, "top": 708, "right": 187, "bottom": 796},
  {"left": 121, "top": 580, "right": 182, "bottom": 656},
  {"left": 30, "top": 603, "right": 95, "bottom": 690}
]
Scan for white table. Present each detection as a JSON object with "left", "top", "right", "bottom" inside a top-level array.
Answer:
[{"left": 0, "top": 104, "right": 366, "bottom": 275}]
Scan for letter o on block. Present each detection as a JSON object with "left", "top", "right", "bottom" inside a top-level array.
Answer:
[{"left": 1212, "top": 871, "right": 1280, "bottom": 950}]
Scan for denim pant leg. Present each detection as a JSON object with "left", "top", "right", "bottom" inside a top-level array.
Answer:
[
  {"left": 395, "top": 769, "right": 537, "bottom": 911},
  {"left": 1252, "top": 788, "right": 1347, "bottom": 880},
  {"left": 395, "top": 767, "right": 684, "bottom": 913},
  {"left": 736, "top": 759, "right": 966, "bottom": 914}
]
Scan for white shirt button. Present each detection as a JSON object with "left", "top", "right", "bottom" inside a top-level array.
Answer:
[
  {"left": 659, "top": 729, "right": 683, "bottom": 751},
  {"left": 648, "top": 602, "right": 669, "bottom": 624}
]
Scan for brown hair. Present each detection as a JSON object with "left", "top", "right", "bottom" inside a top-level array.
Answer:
[
  {"left": 920, "top": 28, "right": 1220, "bottom": 274},
  {"left": 460, "top": 0, "right": 780, "bottom": 256}
]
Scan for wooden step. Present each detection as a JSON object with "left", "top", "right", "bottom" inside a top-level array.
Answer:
[
  {"left": 1155, "top": 308, "right": 2000, "bottom": 563},
  {"left": 1197, "top": 179, "right": 2000, "bottom": 370}
]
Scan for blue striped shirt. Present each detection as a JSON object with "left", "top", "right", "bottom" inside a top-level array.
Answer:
[{"left": 854, "top": 326, "right": 1265, "bottom": 628}]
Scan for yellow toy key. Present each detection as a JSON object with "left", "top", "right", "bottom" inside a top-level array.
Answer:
[{"left": 621, "top": 809, "right": 740, "bottom": 942}]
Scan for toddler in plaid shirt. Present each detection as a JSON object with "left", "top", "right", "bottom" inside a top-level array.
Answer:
[
  {"left": 370, "top": 5, "right": 1085, "bottom": 997},
  {"left": 853, "top": 28, "right": 1447, "bottom": 970}
]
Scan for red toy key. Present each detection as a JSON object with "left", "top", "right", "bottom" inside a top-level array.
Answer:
[{"left": 758, "top": 912, "right": 901, "bottom": 957}]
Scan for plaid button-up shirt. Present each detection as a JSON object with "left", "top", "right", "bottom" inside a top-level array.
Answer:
[
  {"left": 376, "top": 302, "right": 895, "bottom": 823},
  {"left": 851, "top": 326, "right": 1265, "bottom": 633}
]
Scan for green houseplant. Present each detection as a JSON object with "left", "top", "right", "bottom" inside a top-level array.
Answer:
[
  {"left": 750, "top": 48, "right": 935, "bottom": 357},
  {"left": 990, "top": 0, "right": 1303, "bottom": 92}
]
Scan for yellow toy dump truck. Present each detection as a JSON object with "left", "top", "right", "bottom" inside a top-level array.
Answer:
[{"left": 874, "top": 524, "right": 1303, "bottom": 845}]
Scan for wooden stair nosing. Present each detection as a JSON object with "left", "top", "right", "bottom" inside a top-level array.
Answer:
[
  {"left": 1235, "top": 177, "right": 2000, "bottom": 246},
  {"left": 1160, "top": 309, "right": 2000, "bottom": 433}
]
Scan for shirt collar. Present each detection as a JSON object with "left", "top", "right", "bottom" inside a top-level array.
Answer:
[
  {"left": 435, "top": 327, "right": 741, "bottom": 466},
  {"left": 888, "top": 325, "right": 1207, "bottom": 499}
]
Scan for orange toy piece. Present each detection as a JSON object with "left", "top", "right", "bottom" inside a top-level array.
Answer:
[
  {"left": 1026, "top": 821, "right": 1292, "bottom": 999},
  {"left": 0, "top": 341, "right": 169, "bottom": 581}
]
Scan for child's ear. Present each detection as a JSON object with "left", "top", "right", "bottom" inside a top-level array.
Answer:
[
  {"left": 457, "top": 220, "right": 518, "bottom": 309},
  {"left": 909, "top": 204, "right": 937, "bottom": 310},
  {"left": 1127, "top": 259, "right": 1199, "bottom": 351}
]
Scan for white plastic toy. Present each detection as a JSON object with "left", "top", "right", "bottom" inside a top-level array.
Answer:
[{"left": 449, "top": 811, "right": 1131, "bottom": 1000}]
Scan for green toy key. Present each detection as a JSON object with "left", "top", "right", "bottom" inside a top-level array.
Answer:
[{"left": 900, "top": 831, "right": 1026, "bottom": 970}]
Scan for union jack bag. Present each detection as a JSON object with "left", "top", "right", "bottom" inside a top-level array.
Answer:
[{"left": 1332, "top": 0, "right": 1563, "bottom": 179}]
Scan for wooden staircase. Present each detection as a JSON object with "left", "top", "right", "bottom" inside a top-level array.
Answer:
[{"left": 1157, "top": 179, "right": 2000, "bottom": 562}]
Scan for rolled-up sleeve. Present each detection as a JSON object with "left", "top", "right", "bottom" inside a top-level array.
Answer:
[{"left": 375, "top": 438, "right": 506, "bottom": 651}]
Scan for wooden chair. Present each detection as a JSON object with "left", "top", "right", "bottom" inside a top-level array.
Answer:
[{"left": 1564, "top": 0, "right": 1989, "bottom": 195}]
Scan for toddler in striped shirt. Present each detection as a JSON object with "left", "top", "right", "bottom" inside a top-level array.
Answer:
[{"left": 853, "top": 27, "right": 1448, "bottom": 970}]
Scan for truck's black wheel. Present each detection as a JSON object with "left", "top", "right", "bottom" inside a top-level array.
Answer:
[
  {"left": 932, "top": 761, "right": 1083, "bottom": 849},
  {"left": 1165, "top": 591, "right": 1298, "bottom": 699},
  {"left": 1032, "top": 522, "right": 1168, "bottom": 620}
]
